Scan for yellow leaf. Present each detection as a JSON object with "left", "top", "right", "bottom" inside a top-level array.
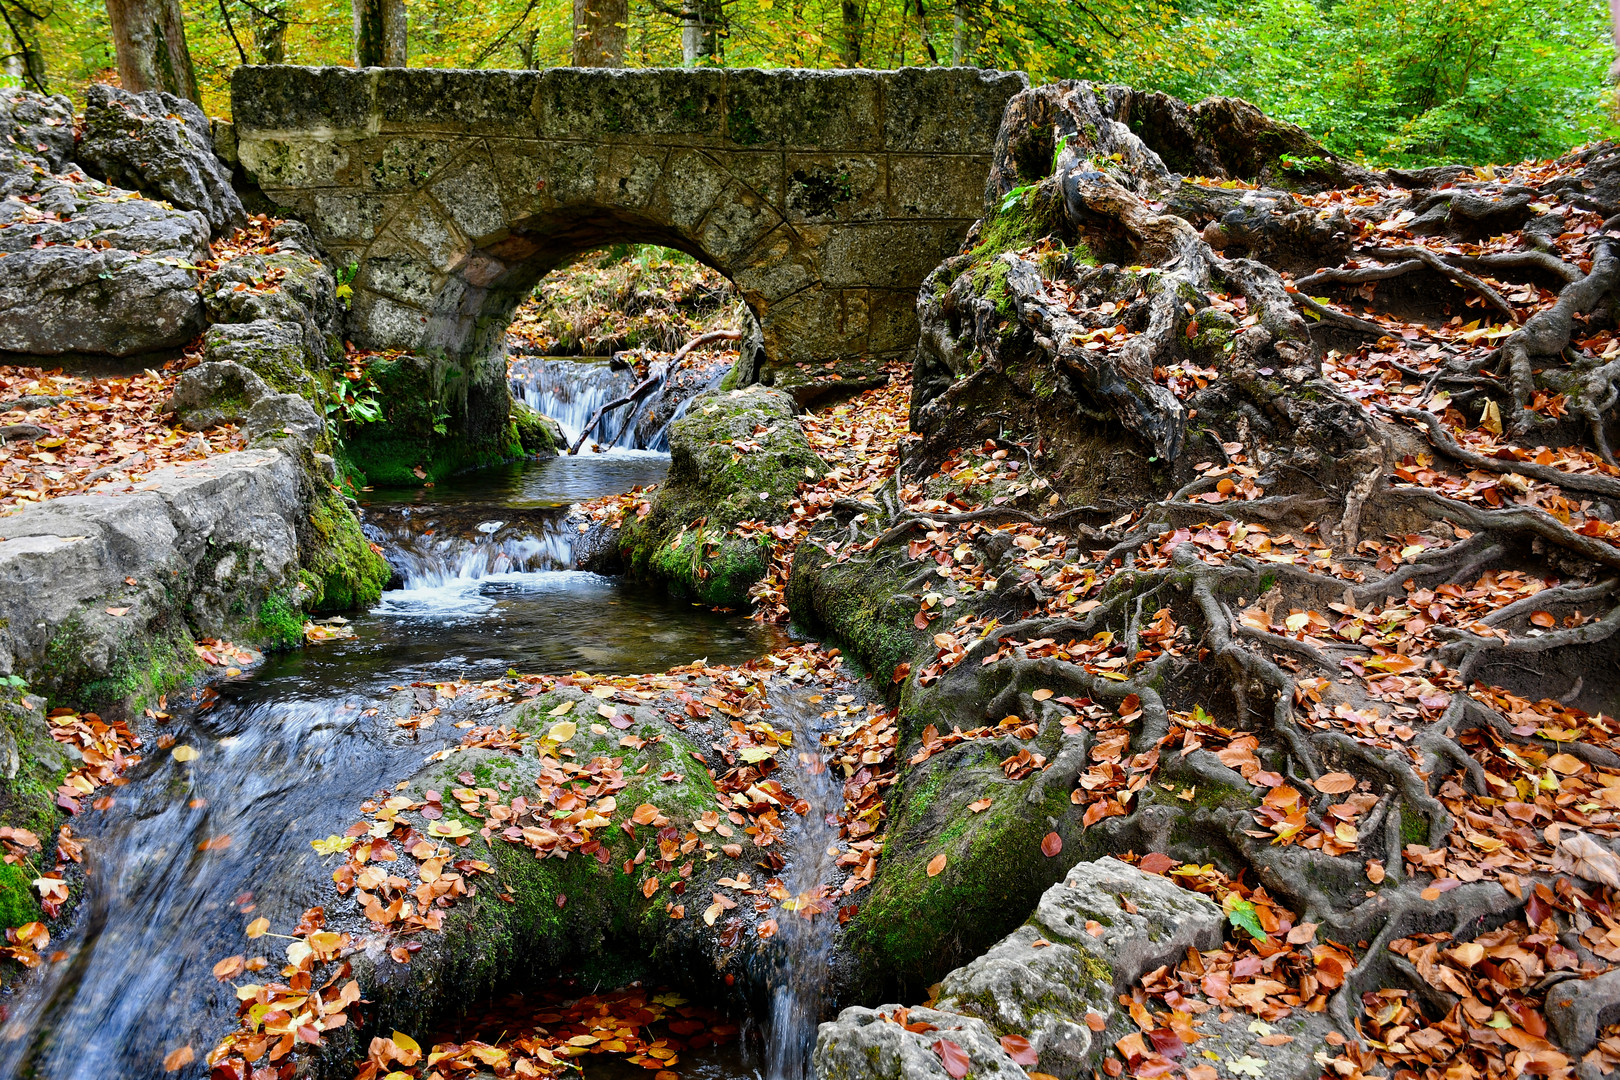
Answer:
[
  {"left": 548, "top": 721, "right": 577, "bottom": 742},
  {"left": 172, "top": 745, "right": 198, "bottom": 762},
  {"left": 547, "top": 700, "right": 575, "bottom": 716}
]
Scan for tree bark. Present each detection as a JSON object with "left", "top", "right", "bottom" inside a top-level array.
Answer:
[
  {"left": 102, "top": 0, "right": 199, "bottom": 101},
  {"left": 571, "top": 0, "right": 627, "bottom": 66},
  {"left": 952, "top": 0, "right": 975, "bottom": 64},
  {"left": 253, "top": 0, "right": 288, "bottom": 64},
  {"left": 839, "top": 0, "right": 862, "bottom": 67},
  {"left": 680, "top": 0, "right": 720, "bottom": 66},
  {"left": 353, "top": 0, "right": 406, "bottom": 67}
]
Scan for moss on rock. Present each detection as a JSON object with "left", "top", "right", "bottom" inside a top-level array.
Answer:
[
  {"left": 302, "top": 486, "right": 390, "bottom": 613},
  {"left": 342, "top": 354, "right": 523, "bottom": 487},
  {"left": 615, "top": 386, "right": 824, "bottom": 607}
]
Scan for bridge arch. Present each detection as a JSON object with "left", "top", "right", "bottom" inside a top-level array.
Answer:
[{"left": 230, "top": 65, "right": 1025, "bottom": 407}]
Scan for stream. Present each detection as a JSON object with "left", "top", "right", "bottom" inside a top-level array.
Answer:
[{"left": 0, "top": 369, "right": 845, "bottom": 1080}]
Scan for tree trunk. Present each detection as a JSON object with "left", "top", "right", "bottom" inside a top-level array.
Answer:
[
  {"left": 952, "top": 0, "right": 975, "bottom": 64},
  {"left": 253, "top": 0, "right": 288, "bottom": 64},
  {"left": 571, "top": 0, "right": 627, "bottom": 66},
  {"left": 1610, "top": 0, "right": 1620, "bottom": 83},
  {"left": 102, "top": 0, "right": 199, "bottom": 101},
  {"left": 839, "top": 0, "right": 861, "bottom": 67},
  {"left": 353, "top": 0, "right": 406, "bottom": 67},
  {"left": 680, "top": 0, "right": 720, "bottom": 66}
]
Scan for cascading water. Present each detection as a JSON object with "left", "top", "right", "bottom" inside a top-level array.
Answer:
[
  {"left": 509, "top": 357, "right": 644, "bottom": 450},
  {"left": 760, "top": 689, "right": 847, "bottom": 1080},
  {"left": 0, "top": 453, "right": 782, "bottom": 1079}
]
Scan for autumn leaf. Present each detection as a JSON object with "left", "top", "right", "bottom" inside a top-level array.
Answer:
[
  {"left": 1040, "top": 832, "right": 1062, "bottom": 857},
  {"left": 1223, "top": 896, "right": 1267, "bottom": 940},
  {"left": 999, "top": 1035, "right": 1039, "bottom": 1066},
  {"left": 162, "top": 1046, "right": 194, "bottom": 1071},
  {"left": 171, "top": 745, "right": 198, "bottom": 762},
  {"left": 926, "top": 853, "right": 947, "bottom": 877},
  {"left": 1311, "top": 772, "right": 1356, "bottom": 794},
  {"left": 934, "top": 1038, "right": 971, "bottom": 1079}
]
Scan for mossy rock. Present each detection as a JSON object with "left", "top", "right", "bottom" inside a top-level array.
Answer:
[
  {"left": 38, "top": 616, "right": 201, "bottom": 714},
  {"left": 511, "top": 399, "right": 561, "bottom": 458},
  {"left": 0, "top": 860, "right": 40, "bottom": 928},
  {"left": 0, "top": 693, "right": 67, "bottom": 845},
  {"left": 342, "top": 354, "right": 522, "bottom": 487},
  {"left": 617, "top": 385, "right": 825, "bottom": 607},
  {"left": 302, "top": 486, "right": 390, "bottom": 613}
]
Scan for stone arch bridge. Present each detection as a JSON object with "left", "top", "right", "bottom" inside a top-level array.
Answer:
[{"left": 230, "top": 65, "right": 1026, "bottom": 410}]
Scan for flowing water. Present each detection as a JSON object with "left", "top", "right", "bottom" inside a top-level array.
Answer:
[
  {"left": 508, "top": 356, "right": 717, "bottom": 453},
  {"left": 0, "top": 448, "right": 847, "bottom": 1080}
]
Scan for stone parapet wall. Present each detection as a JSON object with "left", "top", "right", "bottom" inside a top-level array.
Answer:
[{"left": 231, "top": 65, "right": 1025, "bottom": 399}]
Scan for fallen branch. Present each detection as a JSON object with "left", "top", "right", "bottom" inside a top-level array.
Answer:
[{"left": 567, "top": 329, "right": 742, "bottom": 454}]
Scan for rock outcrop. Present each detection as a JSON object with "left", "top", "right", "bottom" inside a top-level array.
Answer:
[
  {"left": 78, "top": 83, "right": 247, "bottom": 237},
  {"left": 597, "top": 385, "right": 824, "bottom": 607},
  {"left": 0, "top": 163, "right": 210, "bottom": 357}
]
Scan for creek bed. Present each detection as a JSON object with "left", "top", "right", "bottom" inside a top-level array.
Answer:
[{"left": 0, "top": 451, "right": 791, "bottom": 1079}]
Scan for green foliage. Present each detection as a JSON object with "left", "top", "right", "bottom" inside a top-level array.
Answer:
[
  {"left": 323, "top": 376, "right": 383, "bottom": 428},
  {"left": 1112, "top": 0, "right": 1617, "bottom": 165}
]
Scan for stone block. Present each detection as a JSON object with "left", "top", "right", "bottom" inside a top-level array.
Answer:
[
  {"left": 238, "top": 135, "right": 352, "bottom": 190},
  {"left": 697, "top": 182, "right": 782, "bottom": 267},
  {"left": 725, "top": 69, "right": 882, "bottom": 150},
  {"left": 882, "top": 67, "right": 1027, "bottom": 153},
  {"left": 231, "top": 64, "right": 378, "bottom": 134},
  {"left": 532, "top": 68, "right": 725, "bottom": 140},
  {"left": 815, "top": 221, "right": 968, "bottom": 289},
  {"left": 375, "top": 68, "right": 541, "bottom": 133},
  {"left": 785, "top": 153, "right": 885, "bottom": 223},
  {"left": 365, "top": 136, "right": 467, "bottom": 191},
  {"left": 889, "top": 154, "right": 994, "bottom": 219},
  {"left": 429, "top": 150, "right": 510, "bottom": 242}
]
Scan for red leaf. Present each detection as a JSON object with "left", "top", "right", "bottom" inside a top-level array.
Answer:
[
  {"left": 1138, "top": 852, "right": 1176, "bottom": 875},
  {"left": 999, "top": 1035, "right": 1039, "bottom": 1066},
  {"left": 1041, "top": 832, "right": 1062, "bottom": 857},
  {"left": 934, "top": 1039, "right": 971, "bottom": 1079}
]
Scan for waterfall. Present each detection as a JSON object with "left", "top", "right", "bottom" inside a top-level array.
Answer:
[
  {"left": 762, "top": 688, "right": 846, "bottom": 1080},
  {"left": 508, "top": 357, "right": 643, "bottom": 450},
  {"left": 362, "top": 507, "right": 576, "bottom": 589}
]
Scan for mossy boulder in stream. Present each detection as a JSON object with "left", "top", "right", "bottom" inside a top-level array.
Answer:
[
  {"left": 609, "top": 386, "right": 825, "bottom": 607},
  {"left": 305, "top": 684, "right": 776, "bottom": 1073}
]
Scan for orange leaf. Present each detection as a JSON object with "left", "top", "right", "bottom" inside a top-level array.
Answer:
[
  {"left": 999, "top": 1035, "right": 1038, "bottom": 1066},
  {"left": 162, "top": 1046, "right": 194, "bottom": 1072},
  {"left": 1041, "top": 832, "right": 1062, "bottom": 857},
  {"left": 1312, "top": 772, "right": 1356, "bottom": 794},
  {"left": 926, "top": 853, "right": 947, "bottom": 877},
  {"left": 934, "top": 1039, "right": 970, "bottom": 1079}
]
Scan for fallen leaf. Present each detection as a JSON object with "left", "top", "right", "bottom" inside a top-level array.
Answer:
[
  {"left": 927, "top": 853, "right": 948, "bottom": 877},
  {"left": 1041, "top": 832, "right": 1062, "bottom": 857}
]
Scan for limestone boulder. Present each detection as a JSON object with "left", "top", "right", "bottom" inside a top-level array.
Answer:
[
  {"left": 932, "top": 857, "right": 1225, "bottom": 1078},
  {"left": 78, "top": 83, "right": 246, "bottom": 236},
  {"left": 168, "top": 360, "right": 325, "bottom": 450},
  {"left": 0, "top": 88, "right": 75, "bottom": 172},
  {"left": 0, "top": 164, "right": 208, "bottom": 357},
  {"left": 814, "top": 1006, "right": 1026, "bottom": 1080}
]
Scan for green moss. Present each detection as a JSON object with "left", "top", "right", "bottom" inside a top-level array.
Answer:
[
  {"left": 341, "top": 355, "right": 524, "bottom": 488},
  {"left": 848, "top": 769, "right": 1078, "bottom": 999},
  {"left": 0, "top": 695, "right": 67, "bottom": 843},
  {"left": 1400, "top": 800, "right": 1428, "bottom": 847},
  {"left": 40, "top": 617, "right": 200, "bottom": 713},
  {"left": 0, "top": 861, "right": 39, "bottom": 928},
  {"left": 785, "top": 545, "right": 923, "bottom": 688},
  {"left": 304, "top": 487, "right": 391, "bottom": 613},
  {"left": 716, "top": 364, "right": 740, "bottom": 392},
  {"left": 254, "top": 591, "right": 305, "bottom": 651},
  {"left": 511, "top": 401, "right": 558, "bottom": 457}
]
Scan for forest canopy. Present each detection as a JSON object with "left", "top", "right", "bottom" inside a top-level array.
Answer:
[{"left": 1, "top": 0, "right": 1616, "bottom": 167}]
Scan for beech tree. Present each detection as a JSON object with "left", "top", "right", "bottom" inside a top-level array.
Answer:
[
  {"left": 572, "top": 0, "right": 627, "bottom": 65},
  {"left": 102, "top": 0, "right": 199, "bottom": 100},
  {"left": 352, "top": 0, "right": 405, "bottom": 67}
]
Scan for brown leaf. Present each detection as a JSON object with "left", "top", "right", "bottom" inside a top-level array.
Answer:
[
  {"left": 162, "top": 1046, "right": 194, "bottom": 1072},
  {"left": 1000, "top": 1035, "right": 1039, "bottom": 1066},
  {"left": 926, "top": 853, "right": 947, "bottom": 877},
  {"left": 212, "top": 954, "right": 245, "bottom": 981},
  {"left": 934, "top": 1039, "right": 971, "bottom": 1079},
  {"left": 1041, "top": 832, "right": 1062, "bottom": 857},
  {"left": 1312, "top": 772, "right": 1356, "bottom": 794},
  {"left": 967, "top": 798, "right": 992, "bottom": 813},
  {"left": 1138, "top": 852, "right": 1175, "bottom": 875}
]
